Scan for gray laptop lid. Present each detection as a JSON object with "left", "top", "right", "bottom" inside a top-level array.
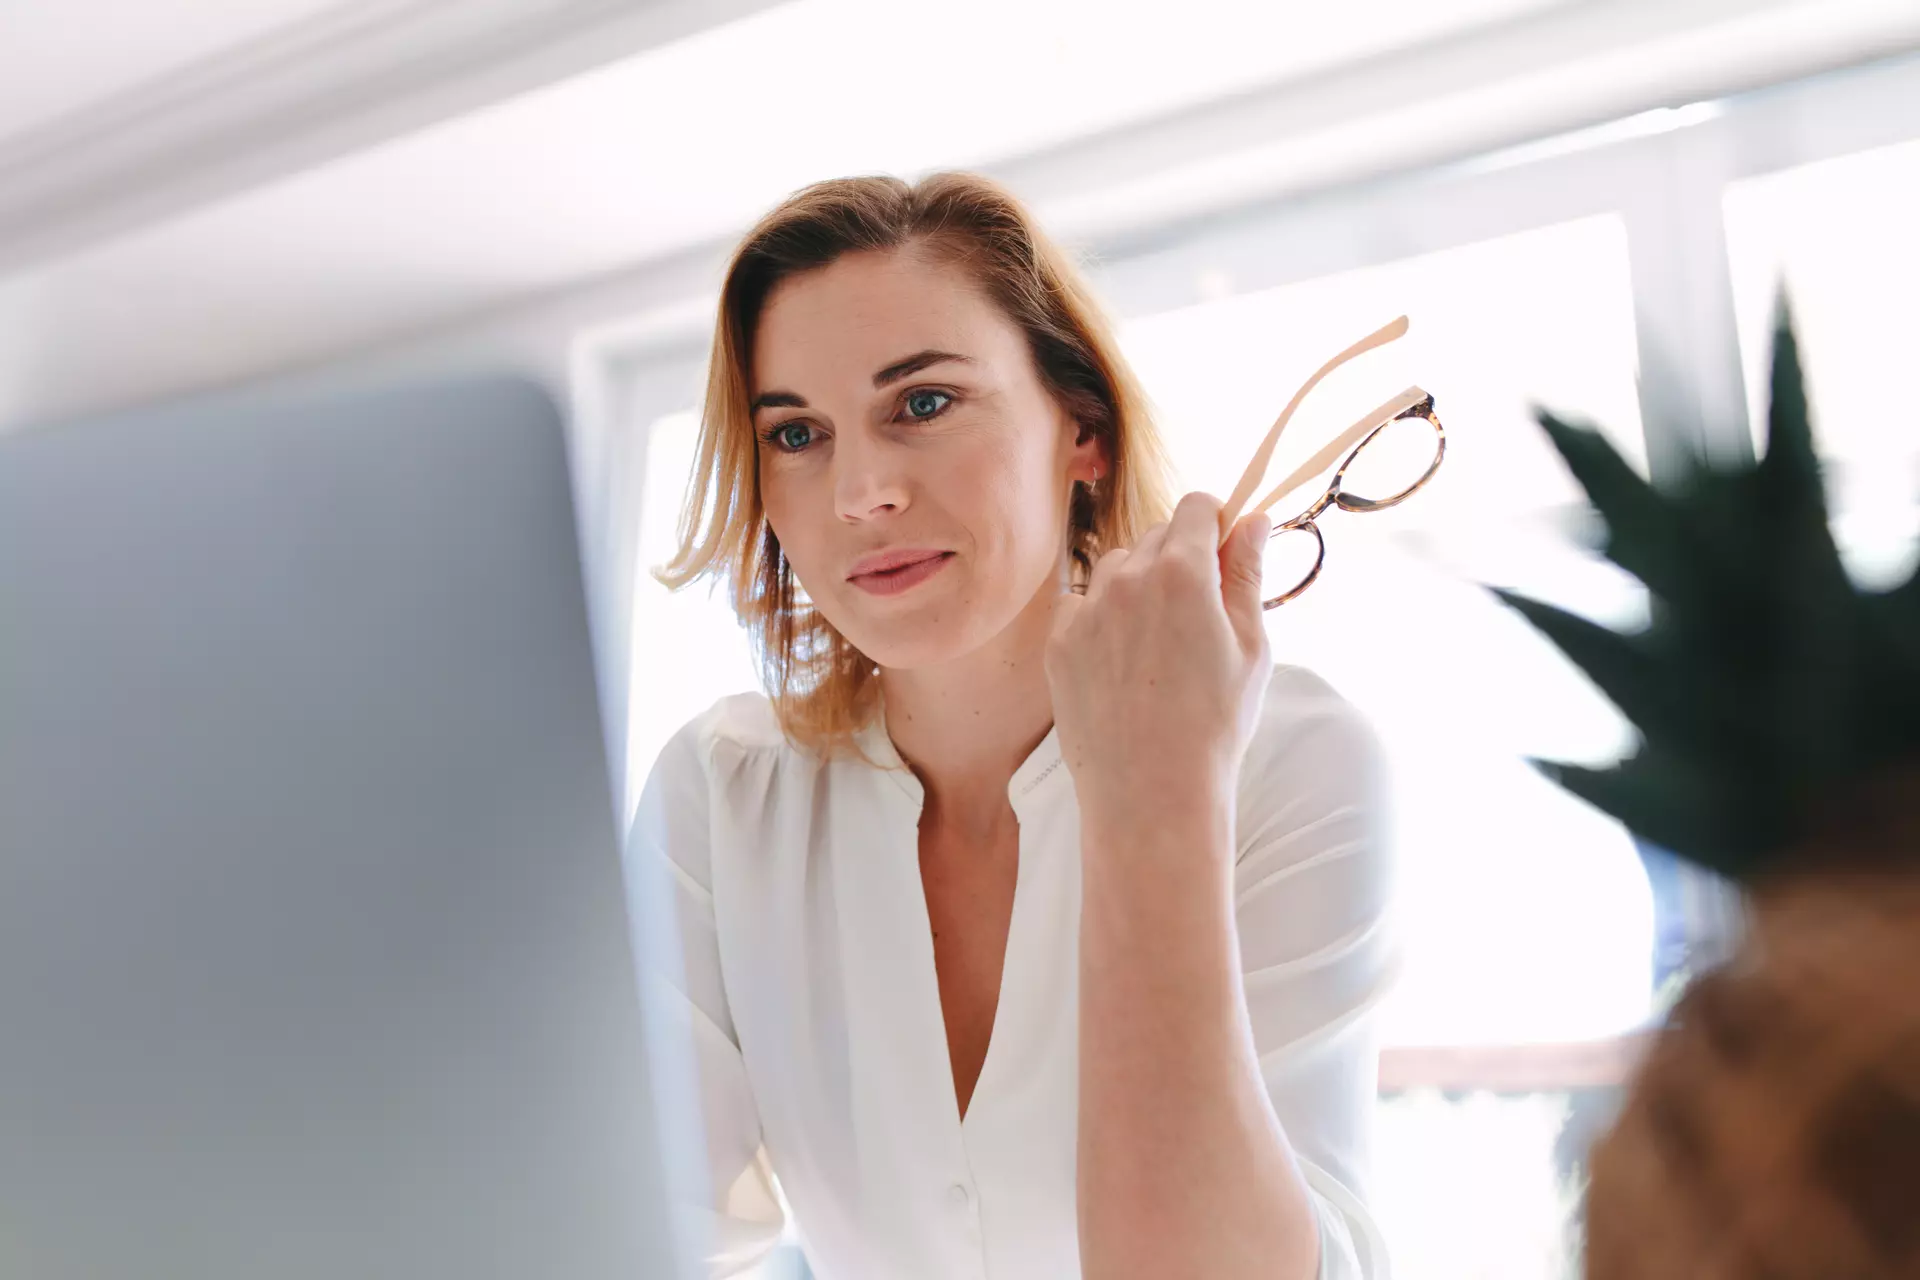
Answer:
[{"left": 0, "top": 376, "right": 690, "bottom": 1280}]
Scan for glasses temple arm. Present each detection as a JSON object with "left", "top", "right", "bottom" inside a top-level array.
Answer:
[
  {"left": 1248, "top": 385, "right": 1431, "bottom": 521},
  {"left": 1217, "top": 314, "right": 1410, "bottom": 545}
]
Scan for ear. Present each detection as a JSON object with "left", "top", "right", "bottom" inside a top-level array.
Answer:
[{"left": 1064, "top": 416, "right": 1107, "bottom": 485}]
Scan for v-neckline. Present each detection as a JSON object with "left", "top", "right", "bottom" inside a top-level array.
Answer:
[
  {"left": 922, "top": 818, "right": 1018, "bottom": 1126},
  {"left": 858, "top": 712, "right": 1066, "bottom": 1138}
]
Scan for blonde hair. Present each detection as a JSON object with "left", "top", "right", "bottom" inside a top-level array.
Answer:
[{"left": 657, "top": 171, "right": 1175, "bottom": 757}]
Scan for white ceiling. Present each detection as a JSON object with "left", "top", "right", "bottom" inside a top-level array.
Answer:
[
  {"left": 0, "top": 0, "right": 356, "bottom": 145},
  {"left": 0, "top": 0, "right": 1569, "bottom": 426},
  {"left": 2, "top": 0, "right": 1916, "bottom": 431}
]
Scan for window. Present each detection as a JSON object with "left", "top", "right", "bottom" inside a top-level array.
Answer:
[
  {"left": 1122, "top": 215, "right": 1655, "bottom": 1054},
  {"left": 1724, "top": 136, "right": 1920, "bottom": 590},
  {"left": 626, "top": 408, "right": 760, "bottom": 807}
]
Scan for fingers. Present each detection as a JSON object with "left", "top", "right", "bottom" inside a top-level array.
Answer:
[
  {"left": 1086, "top": 494, "right": 1266, "bottom": 640},
  {"left": 1086, "top": 545, "right": 1130, "bottom": 601},
  {"left": 1219, "top": 512, "right": 1272, "bottom": 644},
  {"left": 1166, "top": 492, "right": 1225, "bottom": 563},
  {"left": 1130, "top": 520, "right": 1167, "bottom": 563},
  {"left": 1131, "top": 493, "right": 1222, "bottom": 561},
  {"left": 1106, "top": 494, "right": 1228, "bottom": 613}
]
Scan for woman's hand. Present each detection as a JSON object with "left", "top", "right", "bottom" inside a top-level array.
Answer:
[{"left": 1044, "top": 491, "right": 1274, "bottom": 834}]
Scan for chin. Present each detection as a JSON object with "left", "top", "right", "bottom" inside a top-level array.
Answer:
[
  {"left": 833, "top": 606, "right": 991, "bottom": 672},
  {"left": 819, "top": 583, "right": 1009, "bottom": 673},
  {"left": 863, "top": 633, "right": 985, "bottom": 671}
]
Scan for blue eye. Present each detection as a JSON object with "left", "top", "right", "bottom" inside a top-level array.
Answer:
[
  {"left": 903, "top": 390, "right": 952, "bottom": 421},
  {"left": 771, "top": 422, "right": 814, "bottom": 452}
]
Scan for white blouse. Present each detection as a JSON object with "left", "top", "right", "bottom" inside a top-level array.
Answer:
[{"left": 627, "top": 663, "right": 1397, "bottom": 1280}]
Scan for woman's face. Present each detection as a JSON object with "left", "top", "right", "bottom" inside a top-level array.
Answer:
[{"left": 750, "top": 246, "right": 1100, "bottom": 671}]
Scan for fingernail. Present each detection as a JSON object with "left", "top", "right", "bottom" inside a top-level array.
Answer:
[{"left": 1249, "top": 514, "right": 1271, "bottom": 545}]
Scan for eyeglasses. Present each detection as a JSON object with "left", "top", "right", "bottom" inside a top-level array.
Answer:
[{"left": 1216, "top": 316, "right": 1447, "bottom": 609}]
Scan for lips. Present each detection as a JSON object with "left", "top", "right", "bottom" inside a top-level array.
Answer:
[
  {"left": 846, "top": 548, "right": 954, "bottom": 597},
  {"left": 847, "top": 548, "right": 949, "bottom": 579}
]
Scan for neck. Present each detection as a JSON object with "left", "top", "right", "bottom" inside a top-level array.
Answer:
[{"left": 878, "top": 572, "right": 1066, "bottom": 833}]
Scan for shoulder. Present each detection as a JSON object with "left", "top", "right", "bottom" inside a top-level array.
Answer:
[
  {"left": 650, "top": 691, "right": 791, "bottom": 779},
  {"left": 632, "top": 692, "right": 803, "bottom": 880},
  {"left": 1237, "top": 663, "right": 1389, "bottom": 828},
  {"left": 1247, "top": 664, "right": 1385, "bottom": 775},
  {"left": 1232, "top": 666, "right": 1394, "bottom": 949},
  {"left": 638, "top": 691, "right": 796, "bottom": 827}
]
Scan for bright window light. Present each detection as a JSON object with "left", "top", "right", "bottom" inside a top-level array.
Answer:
[
  {"left": 1121, "top": 215, "right": 1656, "bottom": 1048},
  {"left": 1725, "top": 135, "right": 1920, "bottom": 589},
  {"left": 626, "top": 409, "right": 761, "bottom": 805}
]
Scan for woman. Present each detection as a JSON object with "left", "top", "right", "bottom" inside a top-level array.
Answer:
[{"left": 629, "top": 171, "right": 1395, "bottom": 1280}]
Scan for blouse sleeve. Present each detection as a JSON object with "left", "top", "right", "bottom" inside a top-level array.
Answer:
[
  {"left": 625, "top": 714, "right": 787, "bottom": 1278},
  {"left": 1234, "top": 665, "right": 1397, "bottom": 1280}
]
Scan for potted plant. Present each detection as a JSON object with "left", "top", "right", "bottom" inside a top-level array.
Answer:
[{"left": 1497, "top": 308, "right": 1920, "bottom": 1278}]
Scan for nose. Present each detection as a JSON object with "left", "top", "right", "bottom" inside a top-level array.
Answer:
[{"left": 833, "top": 432, "right": 911, "bottom": 523}]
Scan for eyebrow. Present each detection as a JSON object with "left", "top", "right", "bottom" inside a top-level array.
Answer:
[{"left": 750, "top": 349, "right": 975, "bottom": 413}]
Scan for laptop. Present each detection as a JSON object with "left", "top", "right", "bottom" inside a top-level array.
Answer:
[{"left": 0, "top": 374, "right": 699, "bottom": 1279}]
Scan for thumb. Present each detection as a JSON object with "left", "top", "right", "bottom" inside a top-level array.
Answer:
[{"left": 1220, "top": 513, "right": 1270, "bottom": 634}]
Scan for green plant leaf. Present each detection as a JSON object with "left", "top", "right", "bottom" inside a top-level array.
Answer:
[
  {"left": 1532, "top": 409, "right": 1694, "bottom": 601},
  {"left": 1492, "top": 588, "right": 1720, "bottom": 757}
]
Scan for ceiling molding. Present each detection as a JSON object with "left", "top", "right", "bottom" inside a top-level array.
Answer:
[
  {"left": 991, "top": 0, "right": 1920, "bottom": 254},
  {"left": 5, "top": 0, "right": 1916, "bottom": 438},
  {"left": 144, "top": 0, "right": 1920, "bottom": 428},
  {"left": 0, "top": 0, "right": 786, "bottom": 277},
  {"left": 575, "top": 0, "right": 1920, "bottom": 367}
]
